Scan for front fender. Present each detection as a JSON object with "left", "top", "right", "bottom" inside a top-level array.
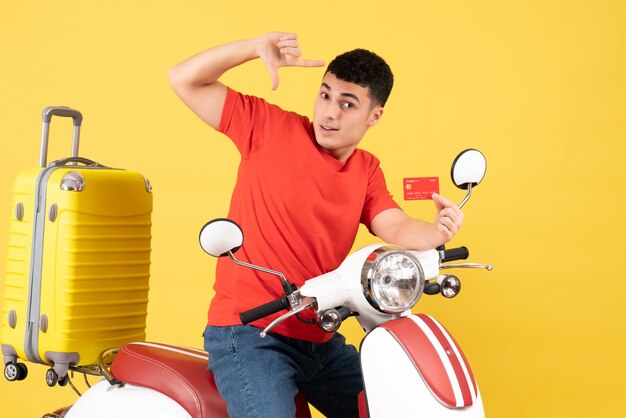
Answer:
[{"left": 359, "top": 314, "right": 484, "bottom": 417}]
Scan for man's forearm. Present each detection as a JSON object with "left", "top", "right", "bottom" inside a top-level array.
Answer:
[
  {"left": 395, "top": 219, "right": 446, "bottom": 250},
  {"left": 168, "top": 36, "right": 260, "bottom": 90},
  {"left": 371, "top": 208, "right": 457, "bottom": 251},
  {"left": 379, "top": 217, "right": 441, "bottom": 250},
  {"left": 168, "top": 32, "right": 323, "bottom": 128},
  {"left": 168, "top": 35, "right": 267, "bottom": 128}
]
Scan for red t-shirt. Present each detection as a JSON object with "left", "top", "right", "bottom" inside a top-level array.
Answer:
[{"left": 207, "top": 88, "right": 400, "bottom": 342}]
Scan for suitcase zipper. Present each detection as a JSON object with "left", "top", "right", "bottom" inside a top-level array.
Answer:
[{"left": 24, "top": 165, "right": 58, "bottom": 363}]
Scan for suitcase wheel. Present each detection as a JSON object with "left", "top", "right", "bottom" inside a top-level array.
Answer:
[
  {"left": 45, "top": 368, "right": 69, "bottom": 387},
  {"left": 58, "top": 373, "right": 69, "bottom": 387},
  {"left": 4, "top": 362, "right": 28, "bottom": 381},
  {"left": 46, "top": 368, "right": 58, "bottom": 387}
]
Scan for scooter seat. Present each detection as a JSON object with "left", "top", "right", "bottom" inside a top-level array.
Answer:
[{"left": 110, "top": 342, "right": 228, "bottom": 418}]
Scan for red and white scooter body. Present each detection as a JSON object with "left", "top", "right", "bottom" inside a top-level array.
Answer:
[
  {"left": 301, "top": 243, "right": 485, "bottom": 416},
  {"left": 300, "top": 244, "right": 441, "bottom": 332},
  {"left": 360, "top": 314, "right": 484, "bottom": 418},
  {"left": 64, "top": 379, "right": 192, "bottom": 418}
]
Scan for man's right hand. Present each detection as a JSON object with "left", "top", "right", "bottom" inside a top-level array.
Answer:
[{"left": 256, "top": 32, "right": 325, "bottom": 90}]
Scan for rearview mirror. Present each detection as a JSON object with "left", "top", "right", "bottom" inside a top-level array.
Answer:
[
  {"left": 450, "top": 149, "right": 486, "bottom": 208},
  {"left": 199, "top": 218, "right": 243, "bottom": 257}
]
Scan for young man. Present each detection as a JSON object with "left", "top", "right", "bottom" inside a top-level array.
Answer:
[{"left": 169, "top": 32, "right": 464, "bottom": 418}]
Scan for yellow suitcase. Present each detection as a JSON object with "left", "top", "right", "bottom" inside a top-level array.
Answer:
[{"left": 1, "top": 107, "right": 152, "bottom": 386}]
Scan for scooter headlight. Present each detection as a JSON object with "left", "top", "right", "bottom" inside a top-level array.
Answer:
[{"left": 361, "top": 246, "right": 425, "bottom": 314}]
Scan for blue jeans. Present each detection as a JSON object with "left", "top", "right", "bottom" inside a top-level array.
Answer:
[{"left": 204, "top": 325, "right": 362, "bottom": 418}]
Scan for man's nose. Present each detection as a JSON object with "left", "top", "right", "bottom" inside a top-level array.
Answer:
[{"left": 323, "top": 101, "right": 340, "bottom": 119}]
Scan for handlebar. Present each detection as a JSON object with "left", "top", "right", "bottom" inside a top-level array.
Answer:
[
  {"left": 441, "top": 246, "right": 469, "bottom": 262},
  {"left": 240, "top": 297, "right": 290, "bottom": 324},
  {"left": 335, "top": 306, "right": 353, "bottom": 322}
]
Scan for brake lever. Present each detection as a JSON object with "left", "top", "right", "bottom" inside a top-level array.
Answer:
[
  {"left": 440, "top": 262, "right": 493, "bottom": 271},
  {"left": 259, "top": 297, "right": 317, "bottom": 338}
]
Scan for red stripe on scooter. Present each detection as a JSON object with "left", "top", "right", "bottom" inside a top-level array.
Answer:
[
  {"left": 418, "top": 314, "right": 474, "bottom": 406},
  {"left": 430, "top": 319, "right": 478, "bottom": 396},
  {"left": 455, "top": 338, "right": 477, "bottom": 395},
  {"left": 381, "top": 317, "right": 457, "bottom": 407}
]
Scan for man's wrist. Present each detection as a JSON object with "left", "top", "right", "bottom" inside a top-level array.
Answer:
[{"left": 251, "top": 33, "right": 271, "bottom": 59}]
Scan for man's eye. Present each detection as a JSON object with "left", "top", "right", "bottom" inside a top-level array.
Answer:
[
  {"left": 342, "top": 102, "right": 354, "bottom": 109},
  {"left": 321, "top": 92, "right": 329, "bottom": 99}
]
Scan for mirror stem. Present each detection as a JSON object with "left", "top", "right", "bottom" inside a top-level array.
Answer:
[
  {"left": 458, "top": 183, "right": 473, "bottom": 209},
  {"left": 228, "top": 252, "right": 294, "bottom": 295}
]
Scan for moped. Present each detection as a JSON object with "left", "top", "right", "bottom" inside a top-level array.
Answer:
[{"left": 46, "top": 149, "right": 491, "bottom": 418}]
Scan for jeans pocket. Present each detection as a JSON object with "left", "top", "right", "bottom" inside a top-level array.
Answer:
[{"left": 205, "top": 326, "right": 229, "bottom": 354}]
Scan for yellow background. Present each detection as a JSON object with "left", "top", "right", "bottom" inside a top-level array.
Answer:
[{"left": 1, "top": 0, "right": 625, "bottom": 417}]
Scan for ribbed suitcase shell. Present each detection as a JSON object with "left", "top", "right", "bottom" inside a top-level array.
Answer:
[
  {"left": 1, "top": 107, "right": 152, "bottom": 381},
  {"left": 2, "top": 165, "right": 152, "bottom": 375}
]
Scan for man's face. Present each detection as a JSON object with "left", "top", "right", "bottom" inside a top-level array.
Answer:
[{"left": 312, "top": 72, "right": 384, "bottom": 162}]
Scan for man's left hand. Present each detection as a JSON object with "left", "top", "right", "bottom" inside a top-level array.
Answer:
[{"left": 432, "top": 193, "right": 464, "bottom": 242}]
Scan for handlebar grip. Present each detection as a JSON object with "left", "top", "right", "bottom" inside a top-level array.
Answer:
[
  {"left": 424, "top": 282, "right": 441, "bottom": 295},
  {"left": 442, "top": 246, "right": 469, "bottom": 262},
  {"left": 336, "top": 306, "right": 353, "bottom": 321},
  {"left": 240, "top": 297, "right": 290, "bottom": 325}
]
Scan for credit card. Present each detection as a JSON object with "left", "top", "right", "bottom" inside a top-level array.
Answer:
[{"left": 403, "top": 177, "right": 439, "bottom": 200}]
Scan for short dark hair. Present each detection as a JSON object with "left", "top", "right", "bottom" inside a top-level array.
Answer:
[{"left": 325, "top": 49, "right": 394, "bottom": 107}]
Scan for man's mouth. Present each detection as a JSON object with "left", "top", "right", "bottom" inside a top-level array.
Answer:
[{"left": 320, "top": 123, "right": 338, "bottom": 132}]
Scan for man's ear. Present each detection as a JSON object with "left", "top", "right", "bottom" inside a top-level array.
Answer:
[{"left": 368, "top": 106, "right": 384, "bottom": 127}]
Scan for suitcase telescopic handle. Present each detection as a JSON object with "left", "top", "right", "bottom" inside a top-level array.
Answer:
[{"left": 40, "top": 106, "right": 84, "bottom": 167}]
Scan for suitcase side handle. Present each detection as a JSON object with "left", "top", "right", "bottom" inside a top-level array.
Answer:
[{"left": 40, "top": 106, "right": 83, "bottom": 167}]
